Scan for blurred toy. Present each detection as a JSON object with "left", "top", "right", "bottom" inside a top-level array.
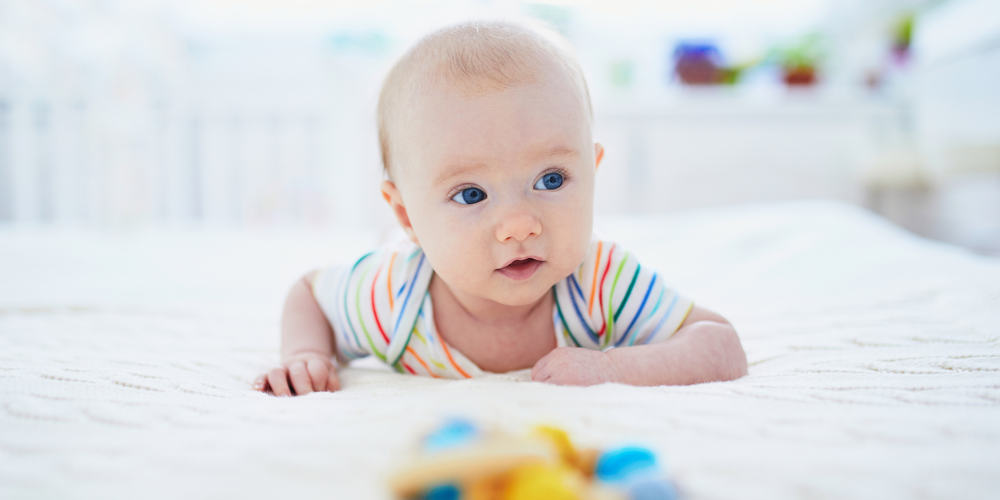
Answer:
[
  {"left": 388, "top": 418, "right": 679, "bottom": 500},
  {"left": 672, "top": 41, "right": 723, "bottom": 85},
  {"left": 595, "top": 447, "right": 678, "bottom": 500},
  {"left": 671, "top": 41, "right": 752, "bottom": 86}
]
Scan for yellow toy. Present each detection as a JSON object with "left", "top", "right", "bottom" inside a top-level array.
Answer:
[{"left": 387, "top": 419, "right": 678, "bottom": 500}]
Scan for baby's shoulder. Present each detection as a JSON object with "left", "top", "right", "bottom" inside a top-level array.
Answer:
[
  {"left": 555, "top": 238, "right": 660, "bottom": 300},
  {"left": 355, "top": 239, "right": 428, "bottom": 282},
  {"left": 331, "top": 238, "right": 423, "bottom": 272},
  {"left": 572, "top": 238, "right": 642, "bottom": 274},
  {"left": 313, "top": 238, "right": 429, "bottom": 297}
]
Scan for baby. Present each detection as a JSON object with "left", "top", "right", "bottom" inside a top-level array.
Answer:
[{"left": 255, "top": 20, "right": 747, "bottom": 396}]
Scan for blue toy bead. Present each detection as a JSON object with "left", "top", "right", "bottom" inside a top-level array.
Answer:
[
  {"left": 629, "top": 478, "right": 678, "bottom": 500},
  {"left": 423, "top": 418, "right": 480, "bottom": 451},
  {"left": 423, "top": 484, "right": 460, "bottom": 500},
  {"left": 595, "top": 446, "right": 659, "bottom": 482}
]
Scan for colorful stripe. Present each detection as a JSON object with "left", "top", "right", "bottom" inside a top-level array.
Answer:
[
  {"left": 596, "top": 244, "right": 616, "bottom": 337},
  {"left": 371, "top": 265, "right": 390, "bottom": 344},
  {"left": 392, "top": 254, "right": 425, "bottom": 338},
  {"left": 413, "top": 324, "right": 448, "bottom": 371},
  {"left": 642, "top": 292, "right": 678, "bottom": 345},
  {"left": 614, "top": 265, "right": 640, "bottom": 322},
  {"left": 406, "top": 346, "right": 440, "bottom": 378},
  {"left": 341, "top": 252, "right": 373, "bottom": 355},
  {"left": 569, "top": 273, "right": 587, "bottom": 303},
  {"left": 439, "top": 334, "right": 472, "bottom": 379},
  {"left": 588, "top": 242, "right": 603, "bottom": 315},
  {"left": 386, "top": 252, "right": 398, "bottom": 310},
  {"left": 351, "top": 255, "right": 385, "bottom": 361},
  {"left": 604, "top": 250, "right": 629, "bottom": 347},
  {"left": 566, "top": 277, "right": 600, "bottom": 344},
  {"left": 386, "top": 254, "right": 429, "bottom": 366},
  {"left": 553, "top": 288, "right": 582, "bottom": 347},
  {"left": 616, "top": 273, "right": 658, "bottom": 347}
]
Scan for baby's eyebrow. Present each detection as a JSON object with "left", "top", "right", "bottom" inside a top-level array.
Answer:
[
  {"left": 434, "top": 161, "right": 488, "bottom": 186},
  {"left": 434, "top": 145, "right": 578, "bottom": 186},
  {"left": 539, "top": 146, "right": 579, "bottom": 159}
]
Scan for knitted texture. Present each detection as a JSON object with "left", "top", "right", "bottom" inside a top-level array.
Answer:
[{"left": 1, "top": 201, "right": 998, "bottom": 500}]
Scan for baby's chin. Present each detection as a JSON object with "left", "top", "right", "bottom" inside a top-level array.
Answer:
[
  {"left": 486, "top": 273, "right": 562, "bottom": 306},
  {"left": 487, "top": 288, "right": 551, "bottom": 308}
]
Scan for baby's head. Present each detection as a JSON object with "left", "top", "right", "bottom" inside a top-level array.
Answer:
[{"left": 378, "top": 20, "right": 604, "bottom": 307}]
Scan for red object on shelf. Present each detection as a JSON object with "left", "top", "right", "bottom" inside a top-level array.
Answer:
[{"left": 782, "top": 66, "right": 816, "bottom": 86}]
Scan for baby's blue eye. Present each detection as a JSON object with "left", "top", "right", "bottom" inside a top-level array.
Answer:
[
  {"left": 534, "top": 172, "right": 564, "bottom": 190},
  {"left": 452, "top": 187, "right": 487, "bottom": 205}
]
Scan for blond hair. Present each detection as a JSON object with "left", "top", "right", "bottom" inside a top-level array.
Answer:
[{"left": 376, "top": 20, "right": 593, "bottom": 178}]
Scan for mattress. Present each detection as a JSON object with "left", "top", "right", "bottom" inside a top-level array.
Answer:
[{"left": 2, "top": 200, "right": 998, "bottom": 500}]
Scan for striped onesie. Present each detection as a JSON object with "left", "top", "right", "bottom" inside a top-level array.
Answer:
[{"left": 311, "top": 238, "right": 694, "bottom": 378}]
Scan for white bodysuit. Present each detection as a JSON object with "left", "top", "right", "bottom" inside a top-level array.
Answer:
[{"left": 312, "top": 238, "right": 693, "bottom": 378}]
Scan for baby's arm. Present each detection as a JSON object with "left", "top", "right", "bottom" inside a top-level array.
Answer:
[
  {"left": 254, "top": 270, "right": 341, "bottom": 396},
  {"left": 605, "top": 306, "right": 747, "bottom": 386},
  {"left": 531, "top": 305, "right": 747, "bottom": 386}
]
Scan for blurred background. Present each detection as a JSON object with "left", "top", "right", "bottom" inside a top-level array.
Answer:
[{"left": 1, "top": 0, "right": 998, "bottom": 254}]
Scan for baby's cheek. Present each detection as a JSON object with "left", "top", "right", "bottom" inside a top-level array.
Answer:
[
  {"left": 431, "top": 243, "right": 484, "bottom": 289},
  {"left": 552, "top": 233, "right": 590, "bottom": 279},
  {"left": 552, "top": 202, "right": 591, "bottom": 254}
]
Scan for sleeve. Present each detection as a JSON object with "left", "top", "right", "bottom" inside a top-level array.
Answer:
[
  {"left": 311, "top": 253, "right": 377, "bottom": 365},
  {"left": 310, "top": 242, "right": 432, "bottom": 367},
  {"left": 553, "top": 240, "right": 694, "bottom": 351}
]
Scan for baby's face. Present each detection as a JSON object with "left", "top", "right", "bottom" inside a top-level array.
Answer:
[{"left": 387, "top": 67, "right": 600, "bottom": 307}]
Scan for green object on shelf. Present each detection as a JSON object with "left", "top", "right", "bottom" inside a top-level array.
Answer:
[
  {"left": 892, "top": 11, "right": 914, "bottom": 49},
  {"left": 769, "top": 33, "right": 827, "bottom": 86},
  {"left": 609, "top": 59, "right": 635, "bottom": 88}
]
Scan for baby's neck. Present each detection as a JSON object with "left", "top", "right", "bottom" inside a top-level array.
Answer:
[{"left": 428, "top": 275, "right": 556, "bottom": 372}]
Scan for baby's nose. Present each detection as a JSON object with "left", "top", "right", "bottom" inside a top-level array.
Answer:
[{"left": 495, "top": 211, "right": 542, "bottom": 242}]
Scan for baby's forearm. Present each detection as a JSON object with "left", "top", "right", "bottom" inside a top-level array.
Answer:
[
  {"left": 606, "top": 321, "right": 747, "bottom": 386},
  {"left": 279, "top": 272, "right": 336, "bottom": 362}
]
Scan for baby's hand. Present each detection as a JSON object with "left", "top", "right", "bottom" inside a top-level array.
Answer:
[
  {"left": 254, "top": 352, "right": 340, "bottom": 396},
  {"left": 530, "top": 347, "right": 619, "bottom": 386}
]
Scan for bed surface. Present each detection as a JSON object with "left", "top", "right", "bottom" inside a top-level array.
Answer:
[{"left": 2, "top": 201, "right": 999, "bottom": 499}]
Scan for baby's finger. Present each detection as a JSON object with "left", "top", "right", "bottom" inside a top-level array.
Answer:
[
  {"left": 327, "top": 370, "right": 341, "bottom": 392},
  {"left": 267, "top": 368, "right": 292, "bottom": 396},
  {"left": 252, "top": 375, "right": 268, "bottom": 392},
  {"left": 287, "top": 361, "right": 313, "bottom": 395},
  {"left": 530, "top": 356, "right": 552, "bottom": 380},
  {"left": 306, "top": 358, "right": 328, "bottom": 392}
]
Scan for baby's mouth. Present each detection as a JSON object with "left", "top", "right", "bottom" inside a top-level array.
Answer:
[{"left": 497, "top": 258, "right": 543, "bottom": 281}]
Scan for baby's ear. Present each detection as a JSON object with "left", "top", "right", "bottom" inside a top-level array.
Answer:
[
  {"left": 380, "top": 180, "right": 419, "bottom": 245},
  {"left": 594, "top": 142, "right": 605, "bottom": 171}
]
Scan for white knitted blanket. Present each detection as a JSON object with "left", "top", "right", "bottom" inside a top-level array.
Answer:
[{"left": 2, "top": 201, "right": 998, "bottom": 500}]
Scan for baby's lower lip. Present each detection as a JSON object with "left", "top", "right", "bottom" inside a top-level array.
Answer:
[{"left": 497, "top": 259, "right": 543, "bottom": 281}]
